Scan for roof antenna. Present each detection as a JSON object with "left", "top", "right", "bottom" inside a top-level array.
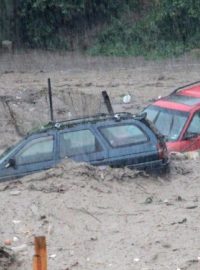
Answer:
[
  {"left": 102, "top": 90, "right": 114, "bottom": 114},
  {"left": 48, "top": 78, "right": 54, "bottom": 122}
]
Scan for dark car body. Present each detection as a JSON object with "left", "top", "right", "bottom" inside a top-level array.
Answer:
[
  {"left": 144, "top": 82, "right": 200, "bottom": 152},
  {"left": 0, "top": 113, "right": 169, "bottom": 182}
]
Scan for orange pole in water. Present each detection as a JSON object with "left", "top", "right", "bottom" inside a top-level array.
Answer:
[{"left": 33, "top": 236, "right": 47, "bottom": 270}]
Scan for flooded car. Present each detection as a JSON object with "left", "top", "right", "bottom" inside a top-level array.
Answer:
[
  {"left": 144, "top": 81, "right": 200, "bottom": 152},
  {"left": 0, "top": 112, "right": 169, "bottom": 182}
]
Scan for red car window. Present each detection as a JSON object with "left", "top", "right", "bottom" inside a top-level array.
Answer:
[
  {"left": 144, "top": 106, "right": 189, "bottom": 141},
  {"left": 187, "top": 112, "right": 200, "bottom": 134}
]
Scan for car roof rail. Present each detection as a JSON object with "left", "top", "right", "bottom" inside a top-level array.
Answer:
[
  {"left": 29, "top": 112, "right": 148, "bottom": 135},
  {"left": 169, "top": 80, "right": 200, "bottom": 95},
  {"left": 41, "top": 112, "right": 134, "bottom": 130}
]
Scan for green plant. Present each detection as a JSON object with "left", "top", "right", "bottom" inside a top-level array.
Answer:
[
  {"left": 1, "top": 0, "right": 200, "bottom": 57},
  {"left": 91, "top": 0, "right": 200, "bottom": 58},
  {"left": 18, "top": 0, "right": 137, "bottom": 49}
]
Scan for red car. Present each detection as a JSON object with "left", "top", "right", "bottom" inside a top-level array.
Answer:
[{"left": 144, "top": 81, "right": 200, "bottom": 152}]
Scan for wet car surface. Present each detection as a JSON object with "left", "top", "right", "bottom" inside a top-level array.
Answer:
[
  {"left": 144, "top": 82, "right": 200, "bottom": 152},
  {"left": 0, "top": 112, "right": 168, "bottom": 181}
]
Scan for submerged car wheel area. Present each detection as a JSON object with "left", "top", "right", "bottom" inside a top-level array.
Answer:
[
  {"left": 144, "top": 81, "right": 200, "bottom": 152},
  {"left": 0, "top": 112, "right": 169, "bottom": 182}
]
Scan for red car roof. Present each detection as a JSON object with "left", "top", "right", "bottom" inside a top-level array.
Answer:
[
  {"left": 153, "top": 84, "right": 200, "bottom": 112},
  {"left": 154, "top": 99, "right": 191, "bottom": 112},
  {"left": 179, "top": 85, "right": 200, "bottom": 97}
]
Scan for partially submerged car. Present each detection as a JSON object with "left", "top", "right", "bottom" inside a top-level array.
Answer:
[
  {"left": 144, "top": 81, "right": 200, "bottom": 152},
  {"left": 0, "top": 112, "right": 168, "bottom": 182}
]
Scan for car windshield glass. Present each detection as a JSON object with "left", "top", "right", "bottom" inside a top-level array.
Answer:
[
  {"left": 144, "top": 106, "right": 189, "bottom": 141},
  {"left": 165, "top": 95, "right": 200, "bottom": 106}
]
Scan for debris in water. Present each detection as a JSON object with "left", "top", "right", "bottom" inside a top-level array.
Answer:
[
  {"left": 47, "top": 224, "right": 54, "bottom": 235},
  {"left": 185, "top": 205, "right": 198, "bottom": 209},
  {"left": 123, "top": 94, "right": 131, "bottom": 103},
  {"left": 178, "top": 218, "right": 187, "bottom": 224},
  {"left": 4, "top": 240, "right": 12, "bottom": 246},
  {"left": 9, "top": 190, "right": 21, "bottom": 196},
  {"left": 176, "top": 196, "right": 183, "bottom": 201},
  {"left": 12, "top": 220, "right": 21, "bottom": 224},
  {"left": 13, "top": 237, "right": 19, "bottom": 242},
  {"left": 11, "top": 244, "right": 27, "bottom": 253},
  {"left": 0, "top": 246, "right": 16, "bottom": 269},
  {"left": 49, "top": 254, "right": 56, "bottom": 259},
  {"left": 144, "top": 196, "right": 153, "bottom": 204}
]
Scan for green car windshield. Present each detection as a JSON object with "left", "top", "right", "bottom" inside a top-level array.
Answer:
[{"left": 144, "top": 105, "right": 189, "bottom": 141}]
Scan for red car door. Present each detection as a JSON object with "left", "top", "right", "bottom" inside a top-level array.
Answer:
[
  {"left": 167, "top": 136, "right": 200, "bottom": 152},
  {"left": 175, "top": 110, "right": 200, "bottom": 152}
]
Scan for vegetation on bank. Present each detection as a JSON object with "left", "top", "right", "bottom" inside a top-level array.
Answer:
[
  {"left": 91, "top": 0, "right": 200, "bottom": 57},
  {"left": 1, "top": 0, "right": 200, "bottom": 57}
]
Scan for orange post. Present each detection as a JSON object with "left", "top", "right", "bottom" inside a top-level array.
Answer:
[
  {"left": 33, "top": 255, "right": 41, "bottom": 270},
  {"left": 33, "top": 236, "right": 47, "bottom": 270}
]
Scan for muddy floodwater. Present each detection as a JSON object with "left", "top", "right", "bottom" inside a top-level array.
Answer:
[{"left": 0, "top": 51, "right": 200, "bottom": 270}]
